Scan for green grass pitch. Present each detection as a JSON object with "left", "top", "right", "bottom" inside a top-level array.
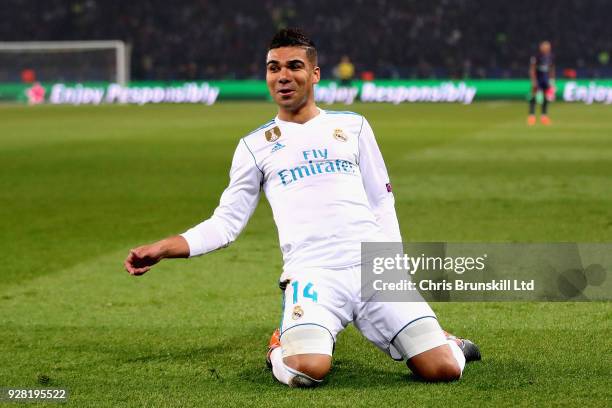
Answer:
[{"left": 0, "top": 102, "right": 611, "bottom": 407}]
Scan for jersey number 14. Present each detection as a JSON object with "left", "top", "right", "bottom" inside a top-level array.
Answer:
[{"left": 292, "top": 281, "right": 318, "bottom": 303}]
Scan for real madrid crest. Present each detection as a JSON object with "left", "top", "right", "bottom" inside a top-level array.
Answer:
[
  {"left": 265, "top": 126, "right": 282, "bottom": 142},
  {"left": 292, "top": 305, "right": 304, "bottom": 320},
  {"left": 333, "top": 128, "right": 348, "bottom": 142}
]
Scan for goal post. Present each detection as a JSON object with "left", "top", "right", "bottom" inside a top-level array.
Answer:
[{"left": 0, "top": 40, "right": 130, "bottom": 85}]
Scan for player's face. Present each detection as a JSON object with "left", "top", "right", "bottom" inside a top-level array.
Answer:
[
  {"left": 540, "top": 42, "right": 551, "bottom": 54},
  {"left": 266, "top": 47, "right": 320, "bottom": 112}
]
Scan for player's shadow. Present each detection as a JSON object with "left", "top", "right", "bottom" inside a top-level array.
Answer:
[
  {"left": 324, "top": 359, "right": 433, "bottom": 388},
  {"left": 237, "top": 358, "right": 437, "bottom": 389},
  {"left": 118, "top": 333, "right": 491, "bottom": 389}
]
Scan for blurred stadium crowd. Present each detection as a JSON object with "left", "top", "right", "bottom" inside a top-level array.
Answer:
[{"left": 1, "top": 0, "right": 611, "bottom": 80}]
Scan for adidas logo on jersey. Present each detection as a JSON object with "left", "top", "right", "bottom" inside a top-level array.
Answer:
[{"left": 271, "top": 142, "right": 286, "bottom": 153}]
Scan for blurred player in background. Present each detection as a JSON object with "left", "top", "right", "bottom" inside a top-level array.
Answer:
[
  {"left": 528, "top": 41, "right": 555, "bottom": 125},
  {"left": 124, "top": 28, "right": 480, "bottom": 388},
  {"left": 334, "top": 55, "right": 355, "bottom": 86}
]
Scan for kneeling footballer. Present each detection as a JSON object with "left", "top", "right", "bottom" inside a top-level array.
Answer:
[{"left": 124, "top": 28, "right": 481, "bottom": 388}]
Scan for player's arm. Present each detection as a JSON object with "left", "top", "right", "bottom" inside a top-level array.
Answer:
[
  {"left": 125, "top": 139, "right": 263, "bottom": 275},
  {"left": 357, "top": 117, "right": 402, "bottom": 242},
  {"left": 550, "top": 62, "right": 556, "bottom": 81},
  {"left": 124, "top": 235, "right": 189, "bottom": 276}
]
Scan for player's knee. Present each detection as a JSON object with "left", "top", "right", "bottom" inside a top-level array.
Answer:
[
  {"left": 280, "top": 325, "right": 334, "bottom": 381},
  {"left": 408, "top": 354, "right": 461, "bottom": 382},
  {"left": 394, "top": 317, "right": 462, "bottom": 383},
  {"left": 284, "top": 354, "right": 331, "bottom": 381},
  {"left": 418, "top": 358, "right": 461, "bottom": 382}
]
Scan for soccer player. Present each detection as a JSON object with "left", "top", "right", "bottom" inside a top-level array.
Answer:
[
  {"left": 124, "top": 28, "right": 481, "bottom": 387},
  {"left": 528, "top": 41, "right": 555, "bottom": 125},
  {"left": 335, "top": 55, "right": 355, "bottom": 86}
]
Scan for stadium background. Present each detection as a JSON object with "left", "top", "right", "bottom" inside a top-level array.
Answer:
[
  {"left": 1, "top": 1, "right": 611, "bottom": 407},
  {"left": 2, "top": 0, "right": 612, "bottom": 80}
]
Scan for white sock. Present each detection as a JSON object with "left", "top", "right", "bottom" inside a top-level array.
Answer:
[
  {"left": 270, "top": 347, "right": 292, "bottom": 385},
  {"left": 447, "top": 340, "right": 466, "bottom": 375}
]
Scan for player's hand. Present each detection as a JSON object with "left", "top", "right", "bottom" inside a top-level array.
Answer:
[{"left": 124, "top": 244, "right": 163, "bottom": 276}]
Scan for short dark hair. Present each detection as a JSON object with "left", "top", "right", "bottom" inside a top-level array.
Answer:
[{"left": 268, "top": 28, "right": 317, "bottom": 65}]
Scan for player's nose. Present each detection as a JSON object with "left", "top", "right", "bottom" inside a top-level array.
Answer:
[{"left": 278, "top": 67, "right": 292, "bottom": 82}]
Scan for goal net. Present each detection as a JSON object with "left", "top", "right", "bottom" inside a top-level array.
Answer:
[{"left": 0, "top": 40, "right": 130, "bottom": 85}]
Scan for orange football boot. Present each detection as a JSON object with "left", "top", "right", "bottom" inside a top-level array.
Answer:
[
  {"left": 527, "top": 115, "right": 536, "bottom": 126},
  {"left": 266, "top": 328, "right": 281, "bottom": 368}
]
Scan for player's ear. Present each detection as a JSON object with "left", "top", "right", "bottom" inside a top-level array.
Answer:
[{"left": 312, "top": 66, "right": 321, "bottom": 84}]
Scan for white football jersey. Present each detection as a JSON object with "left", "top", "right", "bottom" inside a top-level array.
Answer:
[{"left": 181, "top": 108, "right": 401, "bottom": 273}]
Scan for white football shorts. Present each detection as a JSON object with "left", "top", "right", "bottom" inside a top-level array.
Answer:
[{"left": 278, "top": 265, "right": 447, "bottom": 360}]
